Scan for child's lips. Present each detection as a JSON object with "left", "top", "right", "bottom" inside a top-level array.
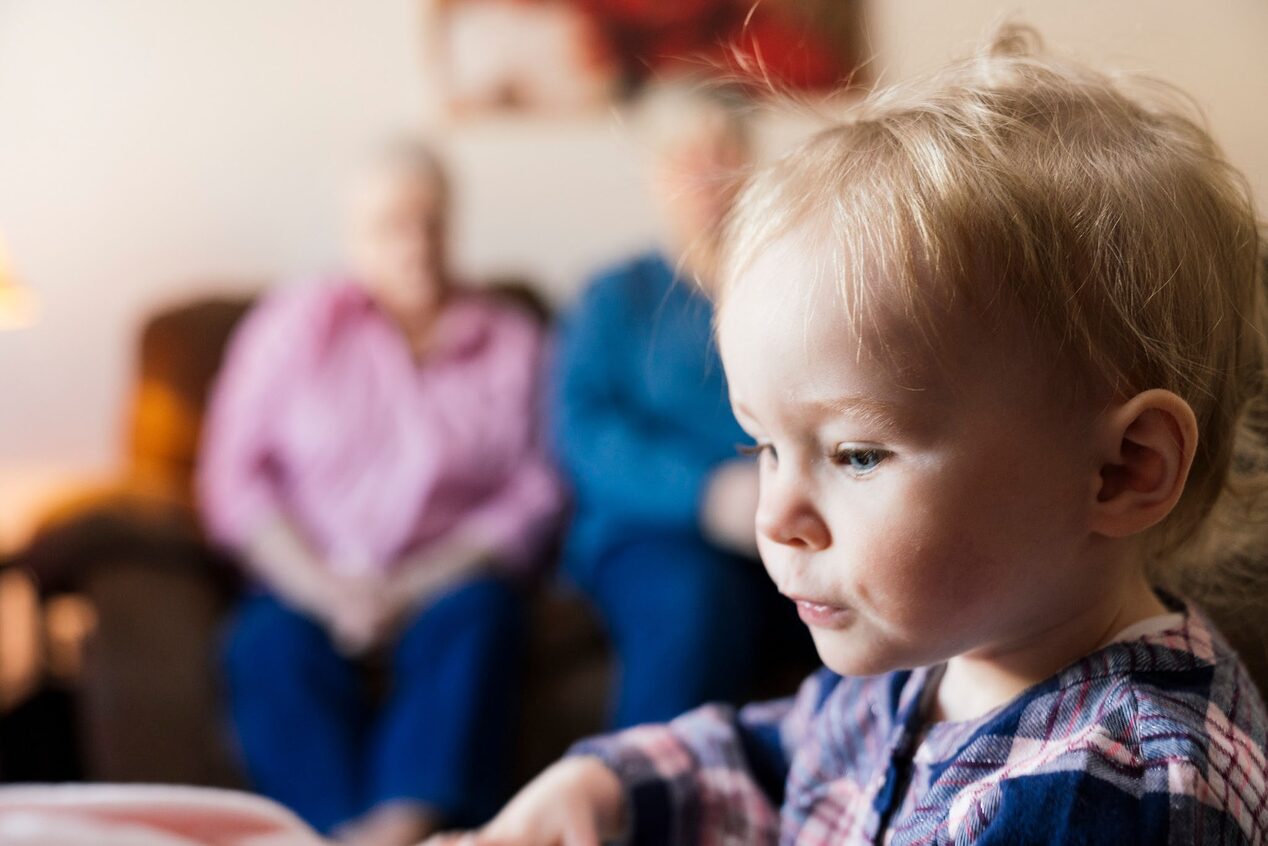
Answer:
[{"left": 786, "top": 594, "right": 853, "bottom": 628}]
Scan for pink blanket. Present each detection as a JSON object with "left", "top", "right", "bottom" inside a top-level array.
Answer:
[{"left": 0, "top": 784, "right": 326, "bottom": 845}]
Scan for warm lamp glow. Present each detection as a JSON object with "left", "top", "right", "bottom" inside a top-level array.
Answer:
[{"left": 0, "top": 233, "right": 38, "bottom": 330}]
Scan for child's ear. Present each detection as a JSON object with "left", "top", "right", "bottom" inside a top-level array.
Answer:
[{"left": 1089, "top": 389, "right": 1198, "bottom": 538}]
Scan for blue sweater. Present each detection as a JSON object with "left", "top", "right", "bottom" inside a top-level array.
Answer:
[{"left": 551, "top": 252, "right": 748, "bottom": 587}]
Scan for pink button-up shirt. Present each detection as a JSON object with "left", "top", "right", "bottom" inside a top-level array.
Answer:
[{"left": 197, "top": 279, "right": 562, "bottom": 578}]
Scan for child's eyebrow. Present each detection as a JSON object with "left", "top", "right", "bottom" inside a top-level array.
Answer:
[
  {"left": 815, "top": 395, "right": 907, "bottom": 431},
  {"left": 732, "top": 395, "right": 914, "bottom": 435}
]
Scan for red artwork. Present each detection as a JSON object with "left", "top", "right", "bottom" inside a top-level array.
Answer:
[
  {"left": 434, "top": 0, "right": 862, "bottom": 114},
  {"left": 576, "top": 0, "right": 856, "bottom": 92}
]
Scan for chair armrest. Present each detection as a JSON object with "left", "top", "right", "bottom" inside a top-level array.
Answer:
[{"left": 14, "top": 490, "right": 239, "bottom": 598}]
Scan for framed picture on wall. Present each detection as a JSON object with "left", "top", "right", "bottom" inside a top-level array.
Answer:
[{"left": 429, "top": 0, "right": 865, "bottom": 115}]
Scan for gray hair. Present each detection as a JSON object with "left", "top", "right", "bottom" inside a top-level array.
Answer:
[
  {"left": 354, "top": 135, "right": 450, "bottom": 208},
  {"left": 634, "top": 80, "right": 753, "bottom": 155}
]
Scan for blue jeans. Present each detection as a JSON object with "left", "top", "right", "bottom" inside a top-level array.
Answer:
[
  {"left": 222, "top": 576, "right": 523, "bottom": 834},
  {"left": 587, "top": 533, "right": 800, "bottom": 729}
]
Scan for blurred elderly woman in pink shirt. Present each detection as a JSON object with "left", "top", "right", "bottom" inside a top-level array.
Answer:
[{"left": 198, "top": 140, "right": 562, "bottom": 846}]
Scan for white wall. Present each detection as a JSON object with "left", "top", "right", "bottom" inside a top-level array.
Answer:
[
  {"left": 867, "top": 1, "right": 1268, "bottom": 207},
  {"left": 1, "top": 0, "right": 1266, "bottom": 547},
  {"left": 0, "top": 1, "right": 421, "bottom": 543}
]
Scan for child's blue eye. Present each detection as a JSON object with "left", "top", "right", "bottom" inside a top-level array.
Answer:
[{"left": 830, "top": 446, "right": 888, "bottom": 475}]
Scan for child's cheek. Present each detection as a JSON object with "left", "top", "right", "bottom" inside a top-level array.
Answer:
[{"left": 856, "top": 517, "right": 1003, "bottom": 643}]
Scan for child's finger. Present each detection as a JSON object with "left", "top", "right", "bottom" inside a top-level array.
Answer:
[
  {"left": 418, "top": 833, "right": 473, "bottom": 846},
  {"left": 562, "top": 812, "right": 601, "bottom": 846},
  {"left": 463, "top": 835, "right": 517, "bottom": 846}
]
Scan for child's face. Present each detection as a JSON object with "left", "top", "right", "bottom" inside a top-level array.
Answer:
[{"left": 717, "top": 234, "right": 1107, "bottom": 676}]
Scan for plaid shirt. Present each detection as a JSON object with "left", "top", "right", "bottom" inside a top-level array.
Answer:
[{"left": 573, "top": 604, "right": 1268, "bottom": 844}]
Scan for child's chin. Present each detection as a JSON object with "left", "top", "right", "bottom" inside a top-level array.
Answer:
[{"left": 812, "top": 630, "right": 905, "bottom": 678}]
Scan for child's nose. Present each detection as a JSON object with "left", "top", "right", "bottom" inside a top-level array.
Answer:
[{"left": 756, "top": 477, "right": 831, "bottom": 552}]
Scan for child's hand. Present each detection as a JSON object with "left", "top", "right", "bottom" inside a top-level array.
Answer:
[{"left": 421, "top": 757, "right": 626, "bottom": 846}]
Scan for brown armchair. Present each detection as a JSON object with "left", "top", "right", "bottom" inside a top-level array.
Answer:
[{"left": 13, "top": 286, "right": 612, "bottom": 790}]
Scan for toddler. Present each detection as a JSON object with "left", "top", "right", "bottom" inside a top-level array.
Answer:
[{"left": 430, "top": 27, "right": 1268, "bottom": 845}]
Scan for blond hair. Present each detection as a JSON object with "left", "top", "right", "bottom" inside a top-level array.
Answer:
[{"left": 717, "top": 26, "right": 1267, "bottom": 597}]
